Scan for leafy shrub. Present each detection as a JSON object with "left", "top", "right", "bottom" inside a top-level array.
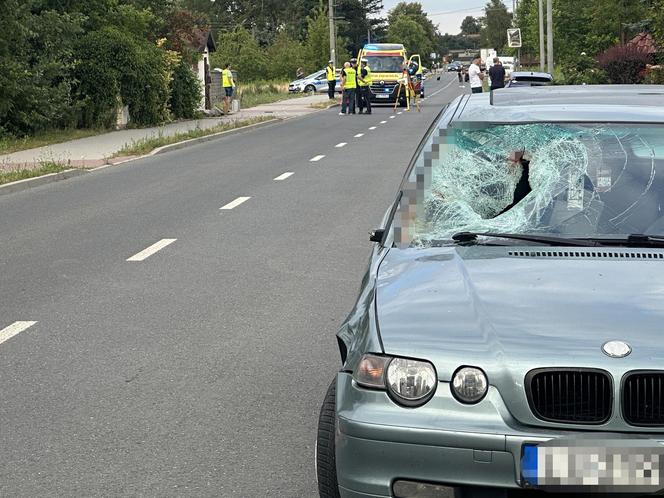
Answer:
[
  {"left": 266, "top": 32, "right": 306, "bottom": 80},
  {"left": 559, "top": 53, "right": 609, "bottom": 85},
  {"left": 211, "top": 27, "right": 268, "bottom": 82},
  {"left": 75, "top": 27, "right": 170, "bottom": 128},
  {"left": 170, "top": 59, "right": 201, "bottom": 119},
  {"left": 597, "top": 45, "right": 652, "bottom": 84},
  {"left": 643, "top": 65, "right": 664, "bottom": 84}
]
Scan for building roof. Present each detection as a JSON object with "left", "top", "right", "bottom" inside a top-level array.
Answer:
[
  {"left": 193, "top": 29, "right": 216, "bottom": 53},
  {"left": 626, "top": 32, "right": 660, "bottom": 55}
]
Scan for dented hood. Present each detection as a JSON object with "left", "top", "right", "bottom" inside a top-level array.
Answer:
[{"left": 375, "top": 246, "right": 664, "bottom": 381}]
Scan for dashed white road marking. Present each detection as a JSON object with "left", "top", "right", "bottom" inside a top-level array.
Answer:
[
  {"left": 335, "top": 142, "right": 347, "bottom": 148},
  {"left": 274, "top": 172, "right": 294, "bottom": 181},
  {"left": 310, "top": 155, "right": 325, "bottom": 162},
  {"left": 380, "top": 120, "right": 387, "bottom": 124},
  {"left": 354, "top": 133, "right": 364, "bottom": 138},
  {"left": 389, "top": 116, "right": 396, "bottom": 119},
  {"left": 0, "top": 321, "right": 37, "bottom": 346},
  {"left": 397, "top": 111, "right": 403, "bottom": 115},
  {"left": 127, "top": 239, "right": 177, "bottom": 261},
  {"left": 220, "top": 196, "right": 251, "bottom": 210},
  {"left": 368, "top": 126, "right": 377, "bottom": 130}
]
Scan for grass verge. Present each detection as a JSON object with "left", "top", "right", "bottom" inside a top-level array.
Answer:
[
  {"left": 234, "top": 80, "right": 304, "bottom": 108},
  {"left": 309, "top": 100, "right": 339, "bottom": 109},
  {"left": 113, "top": 116, "right": 275, "bottom": 157},
  {"left": 0, "top": 129, "right": 105, "bottom": 155},
  {"left": 0, "top": 162, "right": 71, "bottom": 186}
]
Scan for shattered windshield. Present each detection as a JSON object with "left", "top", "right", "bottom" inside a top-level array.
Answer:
[{"left": 394, "top": 123, "right": 664, "bottom": 248}]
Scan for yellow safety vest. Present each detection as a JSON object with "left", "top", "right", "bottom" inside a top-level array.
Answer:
[
  {"left": 358, "top": 66, "right": 372, "bottom": 87},
  {"left": 344, "top": 67, "right": 357, "bottom": 89},
  {"left": 326, "top": 65, "right": 335, "bottom": 81},
  {"left": 222, "top": 69, "right": 234, "bottom": 88}
]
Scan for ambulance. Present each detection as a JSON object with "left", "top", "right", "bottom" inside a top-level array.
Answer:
[{"left": 357, "top": 43, "right": 422, "bottom": 105}]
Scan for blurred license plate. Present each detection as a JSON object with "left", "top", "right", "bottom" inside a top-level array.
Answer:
[
  {"left": 522, "top": 441, "right": 664, "bottom": 492},
  {"left": 376, "top": 94, "right": 389, "bottom": 99}
]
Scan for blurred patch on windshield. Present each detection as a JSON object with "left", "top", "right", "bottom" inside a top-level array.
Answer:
[{"left": 395, "top": 123, "right": 664, "bottom": 248}]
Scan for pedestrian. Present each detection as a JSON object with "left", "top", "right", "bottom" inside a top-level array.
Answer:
[
  {"left": 326, "top": 60, "right": 336, "bottom": 100},
  {"left": 458, "top": 66, "right": 463, "bottom": 83},
  {"left": 489, "top": 57, "right": 506, "bottom": 91},
  {"left": 468, "top": 57, "right": 484, "bottom": 94},
  {"left": 357, "top": 58, "right": 372, "bottom": 115},
  {"left": 340, "top": 61, "right": 357, "bottom": 115},
  {"left": 296, "top": 67, "right": 304, "bottom": 79},
  {"left": 221, "top": 63, "right": 236, "bottom": 114}
]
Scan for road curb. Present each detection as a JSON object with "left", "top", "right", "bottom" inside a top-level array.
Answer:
[
  {"left": 0, "top": 168, "right": 89, "bottom": 197},
  {"left": 0, "top": 118, "right": 282, "bottom": 196}
]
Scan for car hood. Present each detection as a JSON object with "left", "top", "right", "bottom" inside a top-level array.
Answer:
[{"left": 375, "top": 246, "right": 664, "bottom": 381}]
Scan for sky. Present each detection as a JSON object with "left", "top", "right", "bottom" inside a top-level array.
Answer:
[{"left": 381, "top": 0, "right": 512, "bottom": 36}]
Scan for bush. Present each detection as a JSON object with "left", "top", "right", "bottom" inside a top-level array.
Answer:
[
  {"left": 597, "top": 45, "right": 652, "bottom": 84},
  {"left": 266, "top": 32, "right": 306, "bottom": 80},
  {"left": 170, "top": 59, "right": 201, "bottom": 119},
  {"left": 75, "top": 27, "right": 170, "bottom": 128},
  {"left": 211, "top": 27, "right": 268, "bottom": 83},
  {"left": 643, "top": 65, "right": 664, "bottom": 84},
  {"left": 559, "top": 53, "right": 609, "bottom": 85}
]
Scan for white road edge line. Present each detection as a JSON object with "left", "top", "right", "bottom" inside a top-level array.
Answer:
[
  {"left": 0, "top": 321, "right": 38, "bottom": 346},
  {"left": 397, "top": 111, "right": 403, "bottom": 115},
  {"left": 127, "top": 239, "right": 177, "bottom": 261},
  {"left": 220, "top": 196, "right": 251, "bottom": 210},
  {"left": 368, "top": 126, "right": 377, "bottom": 130},
  {"left": 335, "top": 143, "right": 347, "bottom": 148},
  {"left": 354, "top": 133, "right": 364, "bottom": 138},
  {"left": 273, "top": 172, "right": 294, "bottom": 181},
  {"left": 426, "top": 77, "right": 458, "bottom": 98},
  {"left": 310, "top": 155, "right": 325, "bottom": 162}
]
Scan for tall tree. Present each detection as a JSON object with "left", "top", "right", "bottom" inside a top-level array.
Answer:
[
  {"left": 386, "top": 14, "right": 433, "bottom": 59},
  {"left": 481, "top": 0, "right": 512, "bottom": 51},
  {"left": 460, "top": 16, "right": 482, "bottom": 35}
]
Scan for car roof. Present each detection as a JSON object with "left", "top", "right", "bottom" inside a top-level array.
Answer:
[
  {"left": 452, "top": 85, "right": 664, "bottom": 124},
  {"left": 510, "top": 71, "right": 553, "bottom": 80}
]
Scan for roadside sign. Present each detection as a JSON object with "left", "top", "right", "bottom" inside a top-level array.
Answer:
[{"left": 507, "top": 28, "right": 522, "bottom": 48}]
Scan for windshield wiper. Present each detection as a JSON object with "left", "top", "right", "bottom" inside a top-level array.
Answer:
[
  {"left": 587, "top": 234, "right": 664, "bottom": 248},
  {"left": 451, "top": 231, "right": 602, "bottom": 247}
]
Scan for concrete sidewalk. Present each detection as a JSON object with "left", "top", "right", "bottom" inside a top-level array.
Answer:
[{"left": 0, "top": 93, "right": 334, "bottom": 169}]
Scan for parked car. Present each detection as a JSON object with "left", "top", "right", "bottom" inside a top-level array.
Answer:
[
  {"left": 316, "top": 85, "right": 664, "bottom": 498},
  {"left": 447, "top": 61, "right": 462, "bottom": 72},
  {"left": 288, "top": 69, "right": 341, "bottom": 94},
  {"left": 505, "top": 71, "right": 554, "bottom": 87}
]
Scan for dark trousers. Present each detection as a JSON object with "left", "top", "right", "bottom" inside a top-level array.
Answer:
[
  {"left": 327, "top": 80, "right": 335, "bottom": 99},
  {"left": 471, "top": 87, "right": 483, "bottom": 94},
  {"left": 341, "top": 88, "right": 356, "bottom": 114},
  {"left": 357, "top": 86, "right": 372, "bottom": 113}
]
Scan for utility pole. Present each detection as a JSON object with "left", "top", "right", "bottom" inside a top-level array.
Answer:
[
  {"left": 328, "top": 0, "right": 336, "bottom": 66},
  {"left": 538, "top": 0, "right": 545, "bottom": 72},
  {"left": 546, "top": 0, "right": 554, "bottom": 74}
]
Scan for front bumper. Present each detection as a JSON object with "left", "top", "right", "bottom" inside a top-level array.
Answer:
[{"left": 335, "top": 372, "right": 662, "bottom": 497}]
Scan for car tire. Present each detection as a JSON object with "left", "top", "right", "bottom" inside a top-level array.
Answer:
[
  {"left": 304, "top": 85, "right": 316, "bottom": 94},
  {"left": 316, "top": 378, "right": 341, "bottom": 498}
]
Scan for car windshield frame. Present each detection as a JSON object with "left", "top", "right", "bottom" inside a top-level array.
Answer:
[
  {"left": 364, "top": 56, "right": 405, "bottom": 73},
  {"left": 392, "top": 118, "right": 664, "bottom": 248}
]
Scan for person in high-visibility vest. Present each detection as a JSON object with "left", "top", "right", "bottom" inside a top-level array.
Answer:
[
  {"left": 222, "top": 63, "right": 236, "bottom": 115},
  {"left": 357, "top": 58, "right": 372, "bottom": 115},
  {"left": 326, "top": 60, "right": 336, "bottom": 100},
  {"left": 339, "top": 61, "right": 357, "bottom": 115}
]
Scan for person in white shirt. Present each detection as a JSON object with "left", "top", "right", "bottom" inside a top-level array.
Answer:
[{"left": 468, "top": 58, "right": 484, "bottom": 94}]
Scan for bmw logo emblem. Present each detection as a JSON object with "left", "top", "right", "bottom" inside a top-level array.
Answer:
[{"left": 601, "top": 340, "right": 632, "bottom": 358}]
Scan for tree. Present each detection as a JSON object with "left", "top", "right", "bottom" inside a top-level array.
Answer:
[
  {"left": 387, "top": 2, "right": 437, "bottom": 42},
  {"left": 335, "top": 0, "right": 385, "bottom": 53},
  {"left": 303, "top": 7, "right": 350, "bottom": 71},
  {"left": 481, "top": 0, "right": 512, "bottom": 51},
  {"left": 266, "top": 32, "right": 306, "bottom": 80},
  {"left": 460, "top": 16, "right": 481, "bottom": 35},
  {"left": 211, "top": 27, "right": 268, "bottom": 82},
  {"left": 386, "top": 14, "right": 432, "bottom": 59}
]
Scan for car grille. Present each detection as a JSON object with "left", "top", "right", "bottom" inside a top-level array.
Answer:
[
  {"left": 526, "top": 368, "right": 612, "bottom": 424},
  {"left": 370, "top": 82, "right": 397, "bottom": 94},
  {"left": 623, "top": 372, "right": 664, "bottom": 426}
]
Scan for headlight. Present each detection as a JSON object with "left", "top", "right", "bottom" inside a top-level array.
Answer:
[
  {"left": 386, "top": 357, "right": 437, "bottom": 406},
  {"left": 451, "top": 366, "right": 488, "bottom": 404}
]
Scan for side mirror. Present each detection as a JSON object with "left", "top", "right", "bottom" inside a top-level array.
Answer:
[{"left": 369, "top": 229, "right": 385, "bottom": 243}]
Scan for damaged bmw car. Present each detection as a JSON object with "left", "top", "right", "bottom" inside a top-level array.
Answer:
[{"left": 316, "top": 86, "right": 664, "bottom": 498}]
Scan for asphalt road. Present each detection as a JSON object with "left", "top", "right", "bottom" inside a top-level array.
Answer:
[{"left": 0, "top": 74, "right": 465, "bottom": 497}]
